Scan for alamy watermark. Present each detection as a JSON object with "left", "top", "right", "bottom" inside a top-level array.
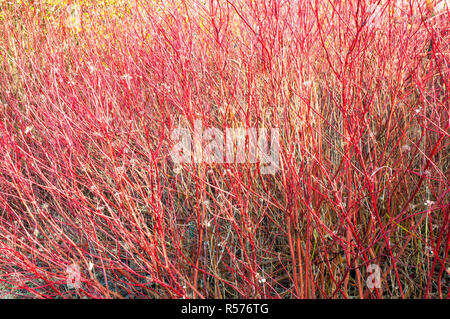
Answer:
[
  {"left": 66, "top": 263, "right": 81, "bottom": 290},
  {"left": 366, "top": 264, "right": 381, "bottom": 289},
  {"left": 170, "top": 120, "right": 279, "bottom": 175}
]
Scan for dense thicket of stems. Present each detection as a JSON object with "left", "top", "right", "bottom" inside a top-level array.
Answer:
[{"left": 0, "top": 0, "right": 448, "bottom": 298}]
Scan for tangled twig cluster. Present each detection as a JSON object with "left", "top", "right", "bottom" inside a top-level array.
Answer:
[{"left": 0, "top": 0, "right": 448, "bottom": 298}]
